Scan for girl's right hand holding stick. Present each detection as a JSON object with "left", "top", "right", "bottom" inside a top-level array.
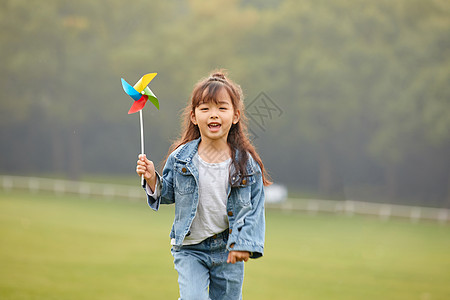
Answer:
[{"left": 136, "top": 154, "right": 157, "bottom": 192}]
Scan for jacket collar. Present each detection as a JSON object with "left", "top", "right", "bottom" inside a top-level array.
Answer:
[
  {"left": 173, "top": 137, "right": 256, "bottom": 176},
  {"left": 173, "top": 137, "right": 201, "bottom": 164}
]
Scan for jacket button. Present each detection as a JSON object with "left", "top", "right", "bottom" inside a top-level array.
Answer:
[
  {"left": 242, "top": 179, "right": 247, "bottom": 185},
  {"left": 229, "top": 229, "right": 232, "bottom": 234},
  {"left": 227, "top": 211, "right": 233, "bottom": 217},
  {"left": 181, "top": 167, "right": 187, "bottom": 173}
]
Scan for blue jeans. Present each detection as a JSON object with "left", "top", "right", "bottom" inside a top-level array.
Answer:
[{"left": 171, "top": 230, "right": 244, "bottom": 300}]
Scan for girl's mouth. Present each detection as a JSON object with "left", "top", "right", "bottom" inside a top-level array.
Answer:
[{"left": 208, "top": 123, "right": 221, "bottom": 132}]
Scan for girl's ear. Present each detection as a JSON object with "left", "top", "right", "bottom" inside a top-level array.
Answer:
[
  {"left": 190, "top": 110, "right": 197, "bottom": 125},
  {"left": 233, "top": 109, "right": 241, "bottom": 124}
]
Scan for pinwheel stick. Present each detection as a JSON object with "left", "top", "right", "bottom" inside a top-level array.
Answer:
[
  {"left": 120, "top": 73, "right": 159, "bottom": 187},
  {"left": 139, "top": 110, "right": 145, "bottom": 186}
]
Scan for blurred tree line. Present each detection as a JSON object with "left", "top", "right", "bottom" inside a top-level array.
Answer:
[{"left": 1, "top": 0, "right": 449, "bottom": 207}]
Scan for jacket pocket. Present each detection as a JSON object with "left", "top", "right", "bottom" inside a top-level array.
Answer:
[
  {"left": 174, "top": 163, "right": 195, "bottom": 195},
  {"left": 230, "top": 174, "right": 254, "bottom": 205}
]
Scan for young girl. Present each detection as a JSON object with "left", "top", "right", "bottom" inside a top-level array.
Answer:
[{"left": 136, "top": 71, "right": 271, "bottom": 300}]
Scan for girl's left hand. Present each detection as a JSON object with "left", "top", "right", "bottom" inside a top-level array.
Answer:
[{"left": 227, "top": 251, "right": 250, "bottom": 264}]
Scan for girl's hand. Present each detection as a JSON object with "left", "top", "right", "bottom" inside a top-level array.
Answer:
[
  {"left": 136, "top": 154, "right": 156, "bottom": 190},
  {"left": 227, "top": 251, "right": 250, "bottom": 264}
]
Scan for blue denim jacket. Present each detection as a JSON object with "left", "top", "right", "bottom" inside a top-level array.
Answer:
[{"left": 144, "top": 137, "right": 265, "bottom": 258}]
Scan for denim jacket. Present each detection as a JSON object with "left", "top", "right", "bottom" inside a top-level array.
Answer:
[{"left": 144, "top": 137, "right": 265, "bottom": 258}]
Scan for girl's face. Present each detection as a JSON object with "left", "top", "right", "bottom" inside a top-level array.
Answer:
[{"left": 190, "top": 87, "right": 240, "bottom": 144}]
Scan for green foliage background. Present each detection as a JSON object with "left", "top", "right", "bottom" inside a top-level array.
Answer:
[{"left": 1, "top": 0, "right": 449, "bottom": 206}]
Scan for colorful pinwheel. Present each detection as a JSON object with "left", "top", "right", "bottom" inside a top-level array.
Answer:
[
  {"left": 121, "top": 73, "right": 159, "bottom": 114},
  {"left": 120, "top": 73, "right": 159, "bottom": 185}
]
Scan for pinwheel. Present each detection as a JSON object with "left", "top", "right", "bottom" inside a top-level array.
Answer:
[
  {"left": 121, "top": 73, "right": 159, "bottom": 185},
  {"left": 121, "top": 73, "right": 159, "bottom": 114}
]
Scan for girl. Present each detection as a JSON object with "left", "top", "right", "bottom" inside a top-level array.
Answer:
[{"left": 136, "top": 71, "right": 271, "bottom": 300}]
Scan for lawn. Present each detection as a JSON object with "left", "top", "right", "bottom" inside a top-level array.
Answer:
[{"left": 1, "top": 190, "right": 449, "bottom": 299}]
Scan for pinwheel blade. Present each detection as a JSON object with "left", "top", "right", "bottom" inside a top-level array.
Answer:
[
  {"left": 142, "top": 87, "right": 159, "bottom": 110},
  {"left": 121, "top": 78, "right": 141, "bottom": 101},
  {"left": 128, "top": 95, "right": 148, "bottom": 114},
  {"left": 133, "top": 73, "right": 157, "bottom": 93}
]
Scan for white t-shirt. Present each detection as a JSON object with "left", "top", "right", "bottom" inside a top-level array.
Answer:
[
  {"left": 183, "top": 153, "right": 230, "bottom": 245},
  {"left": 146, "top": 153, "right": 231, "bottom": 245}
]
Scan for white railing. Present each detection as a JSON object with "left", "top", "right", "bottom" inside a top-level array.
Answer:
[
  {"left": 1, "top": 175, "right": 143, "bottom": 201},
  {"left": 267, "top": 197, "right": 449, "bottom": 224},
  {"left": 1, "top": 175, "right": 448, "bottom": 224}
]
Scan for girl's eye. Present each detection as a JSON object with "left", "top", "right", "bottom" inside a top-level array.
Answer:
[{"left": 220, "top": 107, "right": 227, "bottom": 110}]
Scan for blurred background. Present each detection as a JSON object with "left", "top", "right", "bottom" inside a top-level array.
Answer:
[
  {"left": 1, "top": 1, "right": 450, "bottom": 299},
  {"left": 1, "top": 0, "right": 449, "bottom": 208}
]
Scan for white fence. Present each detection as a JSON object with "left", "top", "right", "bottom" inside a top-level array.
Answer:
[
  {"left": 267, "top": 198, "right": 449, "bottom": 224},
  {"left": 1, "top": 175, "right": 448, "bottom": 224},
  {"left": 1, "top": 175, "right": 143, "bottom": 200}
]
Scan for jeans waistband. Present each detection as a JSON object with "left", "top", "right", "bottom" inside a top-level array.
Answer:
[
  {"left": 206, "top": 228, "right": 229, "bottom": 241},
  {"left": 173, "top": 229, "right": 230, "bottom": 252}
]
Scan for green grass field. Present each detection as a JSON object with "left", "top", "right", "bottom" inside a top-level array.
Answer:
[{"left": 1, "top": 190, "right": 449, "bottom": 300}]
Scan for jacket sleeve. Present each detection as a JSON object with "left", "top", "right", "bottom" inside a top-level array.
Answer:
[
  {"left": 143, "top": 154, "right": 176, "bottom": 211},
  {"left": 227, "top": 167, "right": 266, "bottom": 259}
]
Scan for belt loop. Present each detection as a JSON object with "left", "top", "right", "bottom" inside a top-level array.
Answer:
[{"left": 223, "top": 228, "right": 229, "bottom": 242}]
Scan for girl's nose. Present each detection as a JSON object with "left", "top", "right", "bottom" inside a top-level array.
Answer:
[{"left": 209, "top": 109, "right": 219, "bottom": 118}]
